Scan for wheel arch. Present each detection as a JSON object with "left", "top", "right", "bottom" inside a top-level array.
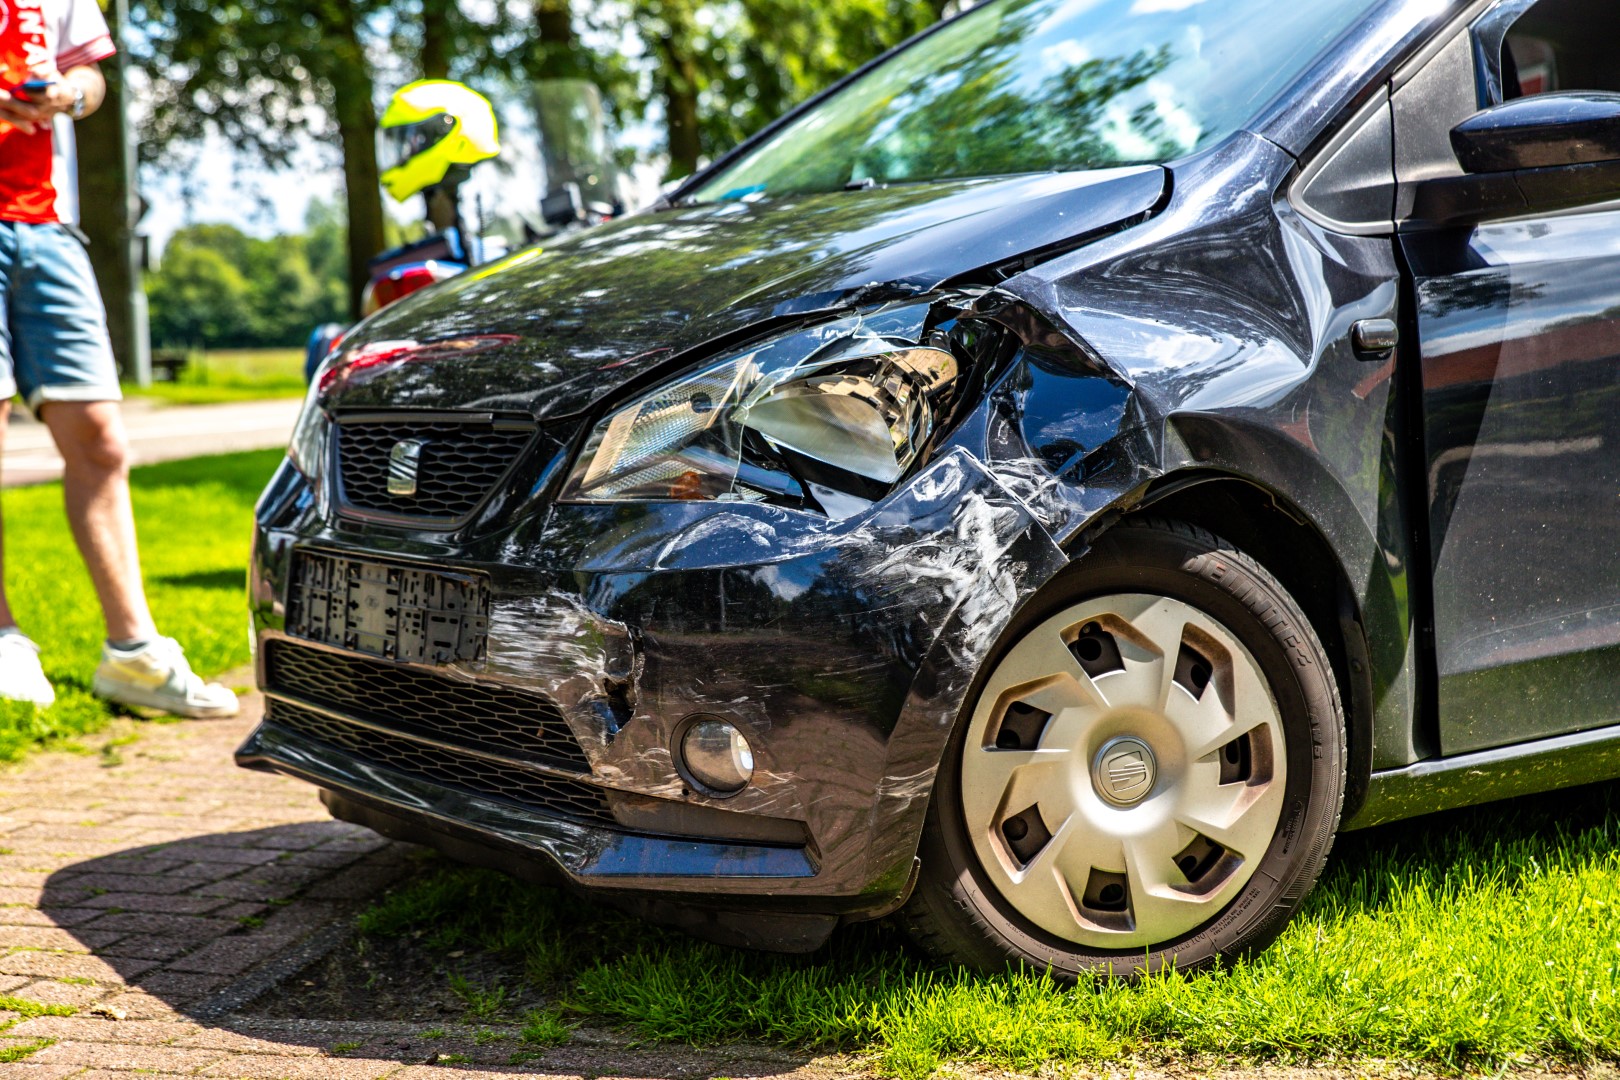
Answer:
[
  {"left": 871, "top": 446, "right": 1398, "bottom": 900},
  {"left": 1092, "top": 471, "right": 1377, "bottom": 822}
]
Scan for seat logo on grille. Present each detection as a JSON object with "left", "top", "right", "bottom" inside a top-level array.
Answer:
[{"left": 388, "top": 439, "right": 426, "bottom": 497}]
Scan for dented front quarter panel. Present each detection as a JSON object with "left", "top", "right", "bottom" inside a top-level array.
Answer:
[{"left": 1002, "top": 132, "right": 1416, "bottom": 773}]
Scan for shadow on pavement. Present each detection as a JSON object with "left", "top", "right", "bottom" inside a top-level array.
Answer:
[{"left": 36, "top": 822, "right": 818, "bottom": 1076}]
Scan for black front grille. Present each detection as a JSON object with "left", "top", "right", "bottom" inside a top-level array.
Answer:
[
  {"left": 264, "top": 640, "right": 590, "bottom": 771},
  {"left": 336, "top": 414, "right": 536, "bottom": 524},
  {"left": 265, "top": 699, "right": 617, "bottom": 828}
]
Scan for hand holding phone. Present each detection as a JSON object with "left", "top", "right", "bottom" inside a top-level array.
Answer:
[{"left": 1, "top": 79, "right": 56, "bottom": 133}]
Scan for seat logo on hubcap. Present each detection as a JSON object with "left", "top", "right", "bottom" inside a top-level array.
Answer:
[{"left": 1093, "top": 736, "right": 1157, "bottom": 806}]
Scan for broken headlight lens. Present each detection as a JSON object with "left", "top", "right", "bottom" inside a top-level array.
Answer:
[{"left": 561, "top": 316, "right": 959, "bottom": 508}]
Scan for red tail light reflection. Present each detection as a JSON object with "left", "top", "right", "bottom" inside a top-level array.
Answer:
[
  {"left": 318, "top": 335, "right": 521, "bottom": 393},
  {"left": 360, "top": 261, "right": 461, "bottom": 316}
]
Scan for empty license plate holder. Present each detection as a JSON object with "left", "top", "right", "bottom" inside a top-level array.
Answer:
[{"left": 287, "top": 550, "right": 491, "bottom": 664}]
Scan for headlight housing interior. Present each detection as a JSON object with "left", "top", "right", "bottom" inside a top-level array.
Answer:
[{"left": 560, "top": 312, "right": 966, "bottom": 516}]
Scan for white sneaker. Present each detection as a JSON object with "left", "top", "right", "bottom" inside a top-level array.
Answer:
[
  {"left": 92, "top": 636, "right": 240, "bottom": 719},
  {"left": 0, "top": 633, "right": 55, "bottom": 708}
]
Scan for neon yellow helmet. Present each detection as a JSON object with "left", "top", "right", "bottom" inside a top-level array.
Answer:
[{"left": 378, "top": 80, "right": 501, "bottom": 202}]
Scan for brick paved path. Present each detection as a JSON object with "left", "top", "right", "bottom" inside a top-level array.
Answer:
[{"left": 0, "top": 695, "right": 828, "bottom": 1080}]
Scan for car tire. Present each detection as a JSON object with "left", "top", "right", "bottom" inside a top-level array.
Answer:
[{"left": 902, "top": 516, "right": 1345, "bottom": 979}]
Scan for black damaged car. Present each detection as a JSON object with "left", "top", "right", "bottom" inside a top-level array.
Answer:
[{"left": 242, "top": 0, "right": 1620, "bottom": 976}]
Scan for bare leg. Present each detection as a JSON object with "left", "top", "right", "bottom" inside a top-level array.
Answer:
[
  {"left": 40, "top": 401, "right": 155, "bottom": 643},
  {"left": 0, "top": 400, "right": 13, "bottom": 630}
]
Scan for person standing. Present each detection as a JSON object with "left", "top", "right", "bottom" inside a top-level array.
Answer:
[{"left": 0, "top": 0, "right": 237, "bottom": 717}]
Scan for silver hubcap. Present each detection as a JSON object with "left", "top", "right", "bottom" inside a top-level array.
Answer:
[{"left": 960, "top": 593, "right": 1287, "bottom": 949}]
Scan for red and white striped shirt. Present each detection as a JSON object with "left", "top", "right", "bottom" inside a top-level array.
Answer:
[{"left": 0, "top": 0, "right": 116, "bottom": 225}]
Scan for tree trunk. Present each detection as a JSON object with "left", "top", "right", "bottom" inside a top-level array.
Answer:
[
  {"left": 655, "top": 4, "right": 702, "bottom": 180},
  {"left": 420, "top": 0, "right": 454, "bottom": 80},
  {"left": 535, "top": 0, "right": 574, "bottom": 52},
  {"left": 531, "top": 0, "right": 579, "bottom": 79},
  {"left": 77, "top": 0, "right": 148, "bottom": 382},
  {"left": 327, "top": 3, "right": 387, "bottom": 319}
]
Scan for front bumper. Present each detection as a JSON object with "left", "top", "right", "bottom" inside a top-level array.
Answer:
[
  {"left": 238, "top": 719, "right": 839, "bottom": 950},
  {"left": 242, "top": 437, "right": 1071, "bottom": 947}
]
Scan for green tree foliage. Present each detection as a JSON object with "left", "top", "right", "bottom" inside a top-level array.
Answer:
[
  {"left": 145, "top": 211, "right": 348, "bottom": 349},
  {"left": 612, "top": 0, "right": 953, "bottom": 180},
  {"left": 709, "top": 24, "right": 1178, "bottom": 197},
  {"left": 143, "top": 235, "right": 253, "bottom": 348},
  {"left": 710, "top": 0, "right": 954, "bottom": 153},
  {"left": 130, "top": 0, "right": 405, "bottom": 317}
]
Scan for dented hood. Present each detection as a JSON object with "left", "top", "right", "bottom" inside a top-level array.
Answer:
[{"left": 323, "top": 166, "right": 1167, "bottom": 419}]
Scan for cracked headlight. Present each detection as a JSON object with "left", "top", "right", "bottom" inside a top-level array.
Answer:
[{"left": 561, "top": 315, "right": 960, "bottom": 511}]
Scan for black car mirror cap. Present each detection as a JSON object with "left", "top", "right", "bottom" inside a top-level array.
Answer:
[{"left": 1450, "top": 91, "right": 1620, "bottom": 175}]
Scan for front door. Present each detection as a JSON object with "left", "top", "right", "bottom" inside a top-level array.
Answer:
[{"left": 1397, "top": 0, "right": 1620, "bottom": 755}]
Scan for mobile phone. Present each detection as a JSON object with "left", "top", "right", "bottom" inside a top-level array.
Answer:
[{"left": 19, "top": 80, "right": 54, "bottom": 95}]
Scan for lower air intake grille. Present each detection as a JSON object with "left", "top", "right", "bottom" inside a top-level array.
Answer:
[
  {"left": 266, "top": 699, "right": 617, "bottom": 829},
  {"left": 264, "top": 640, "right": 588, "bottom": 771}
]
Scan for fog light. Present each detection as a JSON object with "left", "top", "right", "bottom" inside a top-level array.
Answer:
[{"left": 679, "top": 717, "right": 755, "bottom": 795}]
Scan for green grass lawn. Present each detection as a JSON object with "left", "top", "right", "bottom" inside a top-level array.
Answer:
[
  {"left": 0, "top": 449, "right": 281, "bottom": 756},
  {"left": 123, "top": 349, "right": 307, "bottom": 405},
  {"left": 361, "top": 781, "right": 1620, "bottom": 1077}
]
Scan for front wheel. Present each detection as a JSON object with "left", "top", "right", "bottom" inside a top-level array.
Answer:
[{"left": 903, "top": 517, "right": 1345, "bottom": 978}]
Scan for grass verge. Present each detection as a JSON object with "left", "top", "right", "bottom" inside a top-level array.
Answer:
[
  {"left": 0, "top": 449, "right": 282, "bottom": 757},
  {"left": 123, "top": 348, "right": 306, "bottom": 405},
  {"left": 357, "top": 780, "right": 1620, "bottom": 1077}
]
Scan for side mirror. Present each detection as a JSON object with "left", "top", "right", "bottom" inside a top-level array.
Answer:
[
  {"left": 1451, "top": 91, "right": 1620, "bottom": 174},
  {"left": 1410, "top": 91, "right": 1620, "bottom": 227}
]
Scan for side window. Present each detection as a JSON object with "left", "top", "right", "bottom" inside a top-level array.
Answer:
[{"left": 1501, "top": 0, "right": 1620, "bottom": 98}]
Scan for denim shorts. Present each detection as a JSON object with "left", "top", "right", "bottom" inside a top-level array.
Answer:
[{"left": 0, "top": 220, "right": 122, "bottom": 413}]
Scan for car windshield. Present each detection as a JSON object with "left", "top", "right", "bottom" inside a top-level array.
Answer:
[{"left": 691, "top": 0, "right": 1382, "bottom": 202}]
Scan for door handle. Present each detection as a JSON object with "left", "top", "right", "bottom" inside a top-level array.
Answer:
[{"left": 1352, "top": 319, "right": 1400, "bottom": 360}]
